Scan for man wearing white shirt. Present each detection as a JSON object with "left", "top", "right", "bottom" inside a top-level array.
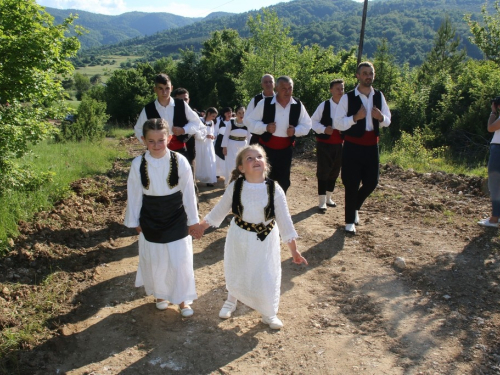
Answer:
[
  {"left": 334, "top": 62, "right": 391, "bottom": 234},
  {"left": 246, "top": 76, "right": 312, "bottom": 193},
  {"left": 311, "top": 79, "right": 344, "bottom": 211},
  {"left": 245, "top": 74, "right": 276, "bottom": 145},
  {"left": 134, "top": 74, "right": 203, "bottom": 163}
]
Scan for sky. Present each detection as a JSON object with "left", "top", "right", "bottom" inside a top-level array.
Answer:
[
  {"left": 37, "top": 0, "right": 365, "bottom": 18},
  {"left": 36, "top": 0, "right": 297, "bottom": 18}
]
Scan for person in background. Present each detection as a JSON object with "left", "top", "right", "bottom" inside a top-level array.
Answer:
[
  {"left": 195, "top": 107, "right": 218, "bottom": 187},
  {"left": 245, "top": 74, "right": 276, "bottom": 145},
  {"left": 478, "top": 97, "right": 500, "bottom": 227},
  {"left": 214, "top": 107, "right": 232, "bottom": 184},
  {"left": 311, "top": 79, "right": 345, "bottom": 212},
  {"left": 222, "top": 106, "right": 250, "bottom": 186},
  {"left": 334, "top": 62, "right": 391, "bottom": 234}
]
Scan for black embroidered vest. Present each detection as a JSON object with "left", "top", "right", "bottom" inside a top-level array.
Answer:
[
  {"left": 230, "top": 119, "right": 247, "bottom": 131},
  {"left": 342, "top": 89, "right": 382, "bottom": 138},
  {"left": 231, "top": 177, "right": 275, "bottom": 221},
  {"left": 260, "top": 96, "right": 302, "bottom": 142}
]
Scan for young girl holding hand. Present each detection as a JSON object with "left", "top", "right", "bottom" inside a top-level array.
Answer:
[
  {"left": 200, "top": 145, "right": 307, "bottom": 329},
  {"left": 124, "top": 118, "right": 202, "bottom": 317}
]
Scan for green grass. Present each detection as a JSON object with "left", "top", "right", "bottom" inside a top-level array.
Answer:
[
  {"left": 0, "top": 138, "right": 127, "bottom": 253},
  {"left": 75, "top": 55, "right": 142, "bottom": 81}
]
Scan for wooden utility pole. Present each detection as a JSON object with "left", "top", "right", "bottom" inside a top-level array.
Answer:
[{"left": 357, "top": 0, "right": 369, "bottom": 65}]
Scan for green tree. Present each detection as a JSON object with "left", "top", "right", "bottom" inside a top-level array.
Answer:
[
  {"left": 466, "top": 0, "right": 500, "bottom": 65},
  {"left": 174, "top": 49, "right": 202, "bottom": 109},
  {"left": 240, "top": 9, "right": 299, "bottom": 101},
  {"left": 373, "top": 38, "right": 400, "bottom": 102},
  {"left": 0, "top": 0, "right": 80, "bottom": 195},
  {"left": 74, "top": 72, "right": 91, "bottom": 100}
]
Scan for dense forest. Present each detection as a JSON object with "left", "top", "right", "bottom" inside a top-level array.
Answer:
[{"left": 64, "top": 0, "right": 489, "bottom": 66}]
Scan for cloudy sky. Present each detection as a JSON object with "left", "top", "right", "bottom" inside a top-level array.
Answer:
[{"left": 36, "top": 0, "right": 298, "bottom": 18}]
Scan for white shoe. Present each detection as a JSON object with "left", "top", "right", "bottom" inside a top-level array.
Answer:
[
  {"left": 262, "top": 315, "right": 283, "bottom": 330},
  {"left": 219, "top": 300, "right": 237, "bottom": 319},
  {"left": 345, "top": 223, "right": 356, "bottom": 234},
  {"left": 155, "top": 300, "right": 169, "bottom": 310},
  {"left": 354, "top": 210, "right": 359, "bottom": 225},
  {"left": 326, "top": 191, "right": 336, "bottom": 207},
  {"left": 180, "top": 305, "right": 194, "bottom": 317},
  {"left": 318, "top": 195, "right": 327, "bottom": 211},
  {"left": 478, "top": 218, "right": 499, "bottom": 228}
]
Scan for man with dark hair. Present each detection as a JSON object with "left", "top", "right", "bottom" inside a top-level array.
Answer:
[
  {"left": 134, "top": 74, "right": 202, "bottom": 162},
  {"left": 334, "top": 62, "right": 391, "bottom": 234},
  {"left": 245, "top": 74, "right": 276, "bottom": 145},
  {"left": 246, "top": 76, "right": 311, "bottom": 193},
  {"left": 171, "top": 87, "right": 197, "bottom": 168},
  {"left": 311, "top": 79, "right": 344, "bottom": 211}
]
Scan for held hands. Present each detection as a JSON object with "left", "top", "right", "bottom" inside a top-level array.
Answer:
[
  {"left": 286, "top": 126, "right": 295, "bottom": 137},
  {"left": 172, "top": 127, "right": 186, "bottom": 136},
  {"left": 371, "top": 107, "right": 384, "bottom": 122},
  {"left": 266, "top": 122, "right": 276, "bottom": 134},
  {"left": 324, "top": 126, "right": 334, "bottom": 135},
  {"left": 222, "top": 147, "right": 227, "bottom": 156},
  {"left": 188, "top": 223, "right": 204, "bottom": 240}
]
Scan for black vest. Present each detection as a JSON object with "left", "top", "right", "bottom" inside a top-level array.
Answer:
[
  {"left": 342, "top": 89, "right": 382, "bottom": 137},
  {"left": 315, "top": 99, "right": 332, "bottom": 140},
  {"left": 230, "top": 119, "right": 247, "bottom": 131},
  {"left": 254, "top": 93, "right": 264, "bottom": 107},
  {"left": 145, "top": 99, "right": 189, "bottom": 141},
  {"left": 260, "top": 96, "right": 302, "bottom": 142},
  {"left": 232, "top": 177, "right": 275, "bottom": 221}
]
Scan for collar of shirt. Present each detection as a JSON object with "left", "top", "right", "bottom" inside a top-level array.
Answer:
[
  {"left": 271, "top": 96, "right": 297, "bottom": 107},
  {"left": 354, "top": 85, "right": 375, "bottom": 99},
  {"left": 262, "top": 91, "right": 276, "bottom": 98}
]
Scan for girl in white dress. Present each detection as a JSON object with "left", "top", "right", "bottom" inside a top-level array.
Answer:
[
  {"left": 124, "top": 118, "right": 202, "bottom": 317},
  {"left": 195, "top": 107, "right": 218, "bottom": 186},
  {"left": 222, "top": 106, "right": 250, "bottom": 186},
  {"left": 214, "top": 107, "right": 232, "bottom": 180},
  {"left": 200, "top": 145, "right": 307, "bottom": 329}
]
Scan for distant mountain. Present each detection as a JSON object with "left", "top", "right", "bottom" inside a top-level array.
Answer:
[
  {"left": 63, "top": 0, "right": 488, "bottom": 66},
  {"left": 45, "top": 7, "right": 234, "bottom": 49}
]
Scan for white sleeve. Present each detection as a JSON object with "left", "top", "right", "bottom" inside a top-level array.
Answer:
[
  {"left": 273, "top": 184, "right": 298, "bottom": 243},
  {"left": 178, "top": 155, "right": 199, "bottom": 225},
  {"left": 244, "top": 98, "right": 256, "bottom": 126},
  {"left": 134, "top": 109, "right": 148, "bottom": 144},
  {"left": 246, "top": 99, "right": 267, "bottom": 134},
  {"left": 311, "top": 102, "right": 327, "bottom": 134},
  {"left": 334, "top": 94, "right": 356, "bottom": 131},
  {"left": 294, "top": 102, "right": 312, "bottom": 137},
  {"left": 221, "top": 123, "right": 230, "bottom": 147},
  {"left": 379, "top": 91, "right": 392, "bottom": 128},
  {"left": 204, "top": 182, "right": 234, "bottom": 227},
  {"left": 124, "top": 157, "right": 143, "bottom": 228},
  {"left": 184, "top": 105, "right": 203, "bottom": 135}
]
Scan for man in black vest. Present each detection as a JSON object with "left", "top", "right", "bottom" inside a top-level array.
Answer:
[
  {"left": 245, "top": 74, "right": 275, "bottom": 145},
  {"left": 134, "top": 74, "right": 202, "bottom": 162},
  {"left": 171, "top": 87, "right": 198, "bottom": 169},
  {"left": 246, "top": 76, "right": 312, "bottom": 193},
  {"left": 311, "top": 79, "right": 345, "bottom": 212},
  {"left": 334, "top": 62, "right": 391, "bottom": 234}
]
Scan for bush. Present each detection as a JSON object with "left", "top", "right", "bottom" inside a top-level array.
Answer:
[{"left": 58, "top": 96, "right": 108, "bottom": 142}]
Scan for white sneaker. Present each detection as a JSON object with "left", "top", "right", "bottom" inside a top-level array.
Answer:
[
  {"left": 180, "top": 305, "right": 194, "bottom": 317},
  {"left": 345, "top": 223, "right": 356, "bottom": 234},
  {"left": 262, "top": 315, "right": 283, "bottom": 330},
  {"left": 354, "top": 210, "right": 359, "bottom": 225},
  {"left": 326, "top": 191, "right": 336, "bottom": 207},
  {"left": 219, "top": 300, "right": 237, "bottom": 319},
  {"left": 155, "top": 300, "right": 169, "bottom": 310},
  {"left": 478, "top": 218, "right": 499, "bottom": 228},
  {"left": 318, "top": 195, "right": 327, "bottom": 211}
]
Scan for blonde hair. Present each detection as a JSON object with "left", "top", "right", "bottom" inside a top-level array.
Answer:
[{"left": 229, "top": 144, "right": 271, "bottom": 183}]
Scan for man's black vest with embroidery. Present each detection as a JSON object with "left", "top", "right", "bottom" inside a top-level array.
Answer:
[
  {"left": 343, "top": 90, "right": 382, "bottom": 137},
  {"left": 144, "top": 99, "right": 189, "bottom": 142},
  {"left": 253, "top": 93, "right": 264, "bottom": 107},
  {"left": 260, "top": 96, "right": 302, "bottom": 142},
  {"left": 315, "top": 99, "right": 332, "bottom": 140}
]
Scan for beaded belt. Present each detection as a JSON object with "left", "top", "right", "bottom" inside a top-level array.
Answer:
[
  {"left": 234, "top": 216, "right": 275, "bottom": 241},
  {"left": 229, "top": 135, "right": 247, "bottom": 141}
]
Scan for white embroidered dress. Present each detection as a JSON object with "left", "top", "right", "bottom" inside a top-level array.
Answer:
[
  {"left": 124, "top": 151, "right": 198, "bottom": 304},
  {"left": 204, "top": 180, "right": 297, "bottom": 317},
  {"left": 195, "top": 119, "right": 217, "bottom": 184},
  {"left": 221, "top": 120, "right": 250, "bottom": 185}
]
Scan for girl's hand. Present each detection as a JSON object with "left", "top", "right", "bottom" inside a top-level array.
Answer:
[
  {"left": 223, "top": 147, "right": 227, "bottom": 156},
  {"left": 292, "top": 252, "right": 308, "bottom": 265}
]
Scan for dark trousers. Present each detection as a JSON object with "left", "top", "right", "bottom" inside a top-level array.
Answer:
[
  {"left": 263, "top": 145, "right": 293, "bottom": 193},
  {"left": 341, "top": 141, "right": 379, "bottom": 224},
  {"left": 316, "top": 142, "right": 342, "bottom": 195}
]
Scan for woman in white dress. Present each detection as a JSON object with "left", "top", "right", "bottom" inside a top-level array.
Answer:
[
  {"left": 222, "top": 106, "right": 250, "bottom": 186},
  {"left": 200, "top": 145, "right": 308, "bottom": 329},
  {"left": 195, "top": 107, "right": 218, "bottom": 186},
  {"left": 214, "top": 107, "right": 232, "bottom": 180},
  {"left": 124, "top": 118, "right": 202, "bottom": 317}
]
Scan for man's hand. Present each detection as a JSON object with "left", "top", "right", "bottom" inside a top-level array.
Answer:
[
  {"left": 266, "top": 122, "right": 276, "bottom": 134},
  {"left": 354, "top": 105, "right": 367, "bottom": 122},
  {"left": 172, "top": 127, "right": 186, "bottom": 136},
  {"left": 324, "top": 126, "right": 334, "bottom": 135},
  {"left": 286, "top": 126, "right": 295, "bottom": 137},
  {"left": 371, "top": 107, "right": 384, "bottom": 122}
]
